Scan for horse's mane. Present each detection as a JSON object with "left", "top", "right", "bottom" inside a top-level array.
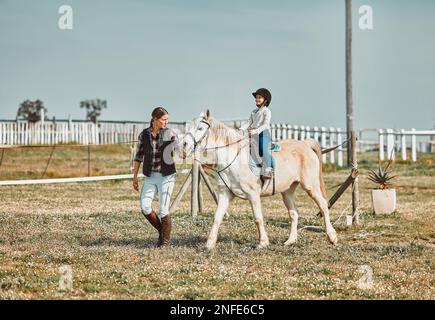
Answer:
[{"left": 208, "top": 116, "right": 244, "bottom": 146}]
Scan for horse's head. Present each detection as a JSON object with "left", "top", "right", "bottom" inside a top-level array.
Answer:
[{"left": 179, "top": 110, "right": 212, "bottom": 159}]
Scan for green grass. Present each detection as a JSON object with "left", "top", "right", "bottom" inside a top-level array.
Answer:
[
  {"left": 0, "top": 145, "right": 434, "bottom": 299},
  {"left": 0, "top": 144, "right": 133, "bottom": 179}
]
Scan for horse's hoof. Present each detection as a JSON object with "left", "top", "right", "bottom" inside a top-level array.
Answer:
[
  {"left": 284, "top": 238, "right": 297, "bottom": 246},
  {"left": 257, "top": 240, "right": 269, "bottom": 249},
  {"left": 327, "top": 232, "right": 338, "bottom": 245},
  {"left": 205, "top": 242, "right": 215, "bottom": 251}
]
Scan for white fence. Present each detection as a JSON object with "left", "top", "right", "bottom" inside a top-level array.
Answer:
[
  {"left": 379, "top": 129, "right": 435, "bottom": 162},
  {"left": 1, "top": 120, "right": 433, "bottom": 165},
  {"left": 270, "top": 124, "right": 346, "bottom": 167},
  {"left": 270, "top": 124, "right": 434, "bottom": 164},
  {"left": 0, "top": 120, "right": 188, "bottom": 146}
]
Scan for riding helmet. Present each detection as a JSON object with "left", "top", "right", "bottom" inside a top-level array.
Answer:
[{"left": 252, "top": 88, "right": 272, "bottom": 106}]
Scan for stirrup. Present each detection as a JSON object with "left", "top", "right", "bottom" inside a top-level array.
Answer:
[{"left": 261, "top": 166, "right": 274, "bottom": 178}]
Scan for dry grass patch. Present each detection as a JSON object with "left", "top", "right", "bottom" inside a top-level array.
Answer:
[{"left": 0, "top": 146, "right": 433, "bottom": 299}]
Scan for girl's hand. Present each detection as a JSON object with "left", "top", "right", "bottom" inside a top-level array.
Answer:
[
  {"left": 133, "top": 177, "right": 139, "bottom": 192},
  {"left": 249, "top": 129, "right": 259, "bottom": 136}
]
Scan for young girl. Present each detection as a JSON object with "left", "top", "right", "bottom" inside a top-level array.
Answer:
[
  {"left": 132, "top": 107, "right": 179, "bottom": 247},
  {"left": 240, "top": 88, "right": 274, "bottom": 179}
]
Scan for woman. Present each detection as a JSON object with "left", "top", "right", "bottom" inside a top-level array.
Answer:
[{"left": 133, "top": 107, "right": 179, "bottom": 247}]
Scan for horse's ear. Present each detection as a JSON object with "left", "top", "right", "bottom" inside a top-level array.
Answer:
[{"left": 206, "top": 109, "right": 211, "bottom": 119}]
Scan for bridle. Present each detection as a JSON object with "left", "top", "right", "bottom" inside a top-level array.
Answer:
[
  {"left": 184, "top": 119, "right": 249, "bottom": 152},
  {"left": 183, "top": 119, "right": 249, "bottom": 199},
  {"left": 183, "top": 120, "right": 211, "bottom": 152}
]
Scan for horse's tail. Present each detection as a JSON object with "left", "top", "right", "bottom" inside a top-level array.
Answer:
[{"left": 304, "top": 139, "right": 328, "bottom": 200}]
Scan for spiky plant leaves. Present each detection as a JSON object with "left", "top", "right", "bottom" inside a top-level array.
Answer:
[{"left": 367, "top": 159, "right": 397, "bottom": 189}]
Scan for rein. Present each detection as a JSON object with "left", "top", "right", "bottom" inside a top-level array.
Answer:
[
  {"left": 186, "top": 120, "right": 350, "bottom": 198},
  {"left": 189, "top": 120, "right": 249, "bottom": 199}
]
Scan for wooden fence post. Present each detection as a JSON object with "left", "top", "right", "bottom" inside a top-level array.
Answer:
[
  {"left": 170, "top": 169, "right": 192, "bottom": 213},
  {"left": 199, "top": 165, "right": 218, "bottom": 204},
  {"left": 198, "top": 173, "right": 203, "bottom": 213},
  {"left": 379, "top": 129, "right": 384, "bottom": 161},
  {"left": 87, "top": 143, "right": 91, "bottom": 177},
  {"left": 329, "top": 127, "right": 335, "bottom": 165},
  {"left": 300, "top": 125, "right": 306, "bottom": 141},
  {"left": 337, "top": 128, "right": 344, "bottom": 167},
  {"left": 313, "top": 126, "right": 319, "bottom": 142},
  {"left": 386, "top": 128, "right": 395, "bottom": 160},
  {"left": 293, "top": 125, "right": 298, "bottom": 140},
  {"left": 321, "top": 127, "right": 327, "bottom": 163},
  {"left": 281, "top": 124, "right": 288, "bottom": 140},
  {"left": 271, "top": 124, "right": 277, "bottom": 142},
  {"left": 401, "top": 129, "right": 407, "bottom": 160},
  {"left": 351, "top": 130, "right": 360, "bottom": 225},
  {"left": 305, "top": 126, "right": 311, "bottom": 140},
  {"left": 191, "top": 153, "right": 200, "bottom": 217},
  {"left": 411, "top": 128, "right": 417, "bottom": 162}
]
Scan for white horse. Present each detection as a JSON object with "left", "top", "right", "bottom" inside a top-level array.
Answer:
[{"left": 179, "top": 110, "right": 337, "bottom": 250}]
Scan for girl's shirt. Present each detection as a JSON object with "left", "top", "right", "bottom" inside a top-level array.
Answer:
[{"left": 239, "top": 106, "right": 272, "bottom": 134}]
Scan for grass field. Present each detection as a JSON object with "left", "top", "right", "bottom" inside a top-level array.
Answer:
[{"left": 0, "top": 145, "right": 434, "bottom": 299}]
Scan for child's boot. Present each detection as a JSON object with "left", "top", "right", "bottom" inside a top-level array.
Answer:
[{"left": 261, "top": 163, "right": 273, "bottom": 179}]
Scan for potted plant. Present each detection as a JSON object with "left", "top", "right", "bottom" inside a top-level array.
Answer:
[{"left": 368, "top": 159, "right": 398, "bottom": 215}]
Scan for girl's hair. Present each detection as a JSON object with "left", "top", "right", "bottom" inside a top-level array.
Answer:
[{"left": 150, "top": 106, "right": 169, "bottom": 127}]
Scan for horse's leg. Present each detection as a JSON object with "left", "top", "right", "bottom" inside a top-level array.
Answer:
[
  {"left": 206, "top": 191, "right": 232, "bottom": 250},
  {"left": 301, "top": 182, "right": 338, "bottom": 245},
  {"left": 281, "top": 182, "right": 299, "bottom": 245},
  {"left": 248, "top": 193, "right": 269, "bottom": 249},
  {"left": 315, "top": 191, "right": 338, "bottom": 245}
]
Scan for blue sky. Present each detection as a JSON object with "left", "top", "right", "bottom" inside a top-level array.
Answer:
[{"left": 0, "top": 0, "right": 434, "bottom": 129}]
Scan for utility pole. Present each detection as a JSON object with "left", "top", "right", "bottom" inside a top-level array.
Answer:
[
  {"left": 345, "top": 0, "right": 360, "bottom": 225},
  {"left": 345, "top": 0, "right": 353, "bottom": 167}
]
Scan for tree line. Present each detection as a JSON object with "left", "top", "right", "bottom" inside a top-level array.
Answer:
[{"left": 16, "top": 99, "right": 107, "bottom": 123}]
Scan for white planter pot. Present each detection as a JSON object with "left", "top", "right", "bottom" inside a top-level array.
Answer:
[{"left": 371, "top": 189, "right": 397, "bottom": 215}]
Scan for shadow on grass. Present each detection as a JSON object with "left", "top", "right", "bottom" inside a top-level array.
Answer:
[
  {"left": 78, "top": 233, "right": 261, "bottom": 250},
  {"left": 79, "top": 234, "right": 210, "bottom": 249}
]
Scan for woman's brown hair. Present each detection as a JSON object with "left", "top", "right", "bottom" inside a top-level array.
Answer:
[{"left": 150, "top": 106, "right": 169, "bottom": 127}]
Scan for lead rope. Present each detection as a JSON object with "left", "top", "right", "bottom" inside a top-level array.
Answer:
[
  {"left": 298, "top": 163, "right": 358, "bottom": 232},
  {"left": 194, "top": 139, "right": 248, "bottom": 200}
]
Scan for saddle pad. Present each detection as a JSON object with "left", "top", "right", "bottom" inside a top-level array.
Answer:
[{"left": 271, "top": 142, "right": 281, "bottom": 152}]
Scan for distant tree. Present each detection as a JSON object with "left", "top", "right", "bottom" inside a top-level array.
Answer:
[
  {"left": 80, "top": 99, "right": 107, "bottom": 123},
  {"left": 16, "top": 99, "right": 48, "bottom": 123}
]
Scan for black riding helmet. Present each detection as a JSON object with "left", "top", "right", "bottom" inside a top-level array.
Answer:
[{"left": 252, "top": 88, "right": 272, "bottom": 106}]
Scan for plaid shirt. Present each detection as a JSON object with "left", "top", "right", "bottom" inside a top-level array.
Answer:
[
  {"left": 150, "top": 131, "right": 162, "bottom": 172},
  {"left": 134, "top": 127, "right": 179, "bottom": 174}
]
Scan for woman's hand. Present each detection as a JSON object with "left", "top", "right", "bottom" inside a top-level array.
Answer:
[
  {"left": 133, "top": 177, "right": 139, "bottom": 192},
  {"left": 132, "top": 161, "right": 141, "bottom": 191},
  {"left": 249, "top": 129, "right": 259, "bottom": 136},
  {"left": 180, "top": 149, "right": 187, "bottom": 159}
]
